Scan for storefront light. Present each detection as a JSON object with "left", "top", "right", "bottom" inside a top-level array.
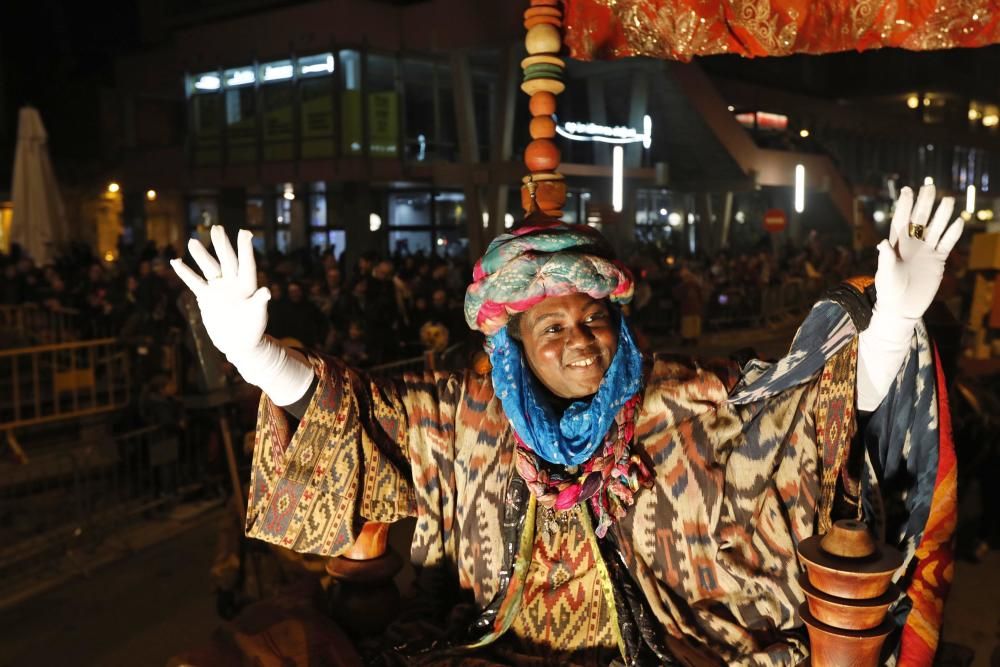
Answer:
[
  {"left": 504, "top": 213, "right": 515, "bottom": 229},
  {"left": 283, "top": 183, "right": 295, "bottom": 201},
  {"left": 873, "top": 210, "right": 886, "bottom": 223},
  {"left": 262, "top": 62, "right": 294, "bottom": 82},
  {"left": 107, "top": 182, "right": 120, "bottom": 194},
  {"left": 734, "top": 210, "right": 746, "bottom": 224},
  {"left": 966, "top": 185, "right": 976, "bottom": 213},
  {"left": 906, "top": 94, "right": 919, "bottom": 110},
  {"left": 923, "top": 176, "right": 934, "bottom": 186},
  {"left": 983, "top": 114, "right": 999, "bottom": 127},
  {"left": 612, "top": 146, "right": 624, "bottom": 213},
  {"left": 976, "top": 209, "right": 994, "bottom": 221},
  {"left": 668, "top": 212, "right": 682, "bottom": 226},
  {"left": 794, "top": 164, "right": 805, "bottom": 213},
  {"left": 799, "top": 129, "right": 810, "bottom": 138},
  {"left": 300, "top": 53, "right": 335, "bottom": 76},
  {"left": 369, "top": 213, "right": 382, "bottom": 231},
  {"left": 224, "top": 68, "right": 256, "bottom": 87},
  {"left": 193, "top": 73, "right": 221, "bottom": 91},
  {"left": 146, "top": 189, "right": 157, "bottom": 201},
  {"left": 482, "top": 212, "right": 489, "bottom": 228}
]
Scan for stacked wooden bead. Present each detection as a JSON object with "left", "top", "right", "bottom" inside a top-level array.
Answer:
[{"left": 521, "top": 0, "right": 566, "bottom": 218}]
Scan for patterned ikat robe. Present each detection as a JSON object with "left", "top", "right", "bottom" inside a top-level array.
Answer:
[{"left": 245, "top": 300, "right": 954, "bottom": 666}]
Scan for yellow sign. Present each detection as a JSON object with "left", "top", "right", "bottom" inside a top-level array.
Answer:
[
  {"left": 341, "top": 90, "right": 363, "bottom": 156},
  {"left": 368, "top": 91, "right": 398, "bottom": 157}
]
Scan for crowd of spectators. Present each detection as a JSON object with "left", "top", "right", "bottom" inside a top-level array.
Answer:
[
  {"left": 0, "top": 240, "right": 475, "bottom": 372},
  {"left": 0, "top": 230, "right": 861, "bottom": 367},
  {"left": 626, "top": 232, "right": 861, "bottom": 339}
]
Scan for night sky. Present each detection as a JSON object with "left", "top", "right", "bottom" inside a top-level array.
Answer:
[{"left": 1, "top": 0, "right": 140, "bottom": 186}]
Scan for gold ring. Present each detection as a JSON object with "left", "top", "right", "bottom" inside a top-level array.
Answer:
[{"left": 908, "top": 223, "right": 925, "bottom": 240}]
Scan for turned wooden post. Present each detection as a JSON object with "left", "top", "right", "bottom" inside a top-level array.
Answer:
[
  {"left": 798, "top": 520, "right": 903, "bottom": 667},
  {"left": 520, "top": 0, "right": 568, "bottom": 219}
]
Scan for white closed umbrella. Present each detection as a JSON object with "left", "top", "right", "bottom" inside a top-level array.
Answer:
[{"left": 10, "top": 106, "right": 67, "bottom": 264}]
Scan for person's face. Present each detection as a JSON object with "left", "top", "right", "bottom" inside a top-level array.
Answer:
[
  {"left": 348, "top": 323, "right": 363, "bottom": 339},
  {"left": 518, "top": 293, "right": 618, "bottom": 400},
  {"left": 431, "top": 289, "right": 447, "bottom": 308},
  {"left": 288, "top": 284, "right": 303, "bottom": 302},
  {"left": 374, "top": 261, "right": 393, "bottom": 280},
  {"left": 326, "top": 268, "right": 341, "bottom": 287}
]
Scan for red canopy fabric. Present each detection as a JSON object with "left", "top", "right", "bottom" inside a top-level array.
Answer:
[{"left": 563, "top": 0, "right": 1000, "bottom": 61}]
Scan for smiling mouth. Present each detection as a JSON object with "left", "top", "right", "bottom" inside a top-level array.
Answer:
[{"left": 567, "top": 356, "right": 598, "bottom": 368}]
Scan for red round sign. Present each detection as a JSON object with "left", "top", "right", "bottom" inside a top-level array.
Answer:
[{"left": 763, "top": 208, "right": 787, "bottom": 233}]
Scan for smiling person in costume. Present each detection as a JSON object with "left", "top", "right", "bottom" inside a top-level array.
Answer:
[{"left": 172, "top": 184, "right": 960, "bottom": 666}]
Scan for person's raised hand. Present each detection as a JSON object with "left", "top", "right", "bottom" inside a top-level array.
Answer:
[
  {"left": 171, "top": 226, "right": 271, "bottom": 361},
  {"left": 858, "top": 183, "right": 964, "bottom": 411},
  {"left": 875, "top": 184, "right": 964, "bottom": 321}
]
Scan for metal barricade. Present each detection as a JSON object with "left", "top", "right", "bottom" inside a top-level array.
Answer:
[
  {"left": 0, "top": 304, "right": 84, "bottom": 345},
  {"left": 0, "top": 424, "right": 207, "bottom": 603},
  {"left": 368, "top": 343, "right": 465, "bottom": 377},
  {"left": 0, "top": 338, "right": 131, "bottom": 432}
]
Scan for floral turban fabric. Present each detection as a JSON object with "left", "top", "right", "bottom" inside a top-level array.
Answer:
[{"left": 464, "top": 222, "right": 634, "bottom": 336}]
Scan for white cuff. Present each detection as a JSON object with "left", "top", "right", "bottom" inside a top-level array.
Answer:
[
  {"left": 856, "top": 310, "right": 917, "bottom": 412},
  {"left": 228, "top": 336, "right": 315, "bottom": 407}
]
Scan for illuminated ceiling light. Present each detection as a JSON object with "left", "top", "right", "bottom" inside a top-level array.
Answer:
[
  {"left": 794, "top": 164, "right": 805, "bottom": 213},
  {"left": 504, "top": 213, "right": 514, "bottom": 229},
  {"left": 969, "top": 107, "right": 982, "bottom": 121},
  {"left": 300, "top": 53, "right": 335, "bottom": 75},
  {"left": 659, "top": 208, "right": 668, "bottom": 216},
  {"left": 873, "top": 210, "right": 886, "bottom": 223},
  {"left": 263, "top": 64, "right": 294, "bottom": 82},
  {"left": 193, "top": 74, "right": 221, "bottom": 91},
  {"left": 727, "top": 105, "right": 735, "bottom": 112},
  {"left": 225, "top": 68, "right": 255, "bottom": 87},
  {"left": 369, "top": 213, "right": 382, "bottom": 232},
  {"left": 282, "top": 183, "right": 295, "bottom": 200},
  {"left": 107, "top": 182, "right": 120, "bottom": 193},
  {"left": 966, "top": 185, "right": 976, "bottom": 214},
  {"left": 923, "top": 176, "right": 934, "bottom": 186},
  {"left": 481, "top": 212, "right": 489, "bottom": 229},
  {"left": 642, "top": 114, "right": 652, "bottom": 149},
  {"left": 612, "top": 146, "right": 624, "bottom": 213},
  {"left": 146, "top": 189, "right": 157, "bottom": 201},
  {"left": 799, "top": 129, "right": 810, "bottom": 138},
  {"left": 983, "top": 114, "right": 999, "bottom": 127},
  {"left": 906, "top": 94, "right": 919, "bottom": 110},
  {"left": 667, "top": 212, "right": 682, "bottom": 226}
]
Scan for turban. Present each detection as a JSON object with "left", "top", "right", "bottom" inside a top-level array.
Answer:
[{"left": 464, "top": 222, "right": 634, "bottom": 336}]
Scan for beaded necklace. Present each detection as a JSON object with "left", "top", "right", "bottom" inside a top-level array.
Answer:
[{"left": 511, "top": 394, "right": 651, "bottom": 537}]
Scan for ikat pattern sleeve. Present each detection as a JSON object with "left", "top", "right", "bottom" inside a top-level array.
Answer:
[{"left": 244, "top": 354, "right": 419, "bottom": 557}]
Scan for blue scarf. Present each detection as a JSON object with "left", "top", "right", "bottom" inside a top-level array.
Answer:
[{"left": 489, "top": 312, "right": 644, "bottom": 466}]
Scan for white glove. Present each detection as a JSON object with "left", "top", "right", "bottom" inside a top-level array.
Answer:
[
  {"left": 857, "top": 185, "right": 964, "bottom": 411},
  {"left": 171, "top": 226, "right": 314, "bottom": 406}
]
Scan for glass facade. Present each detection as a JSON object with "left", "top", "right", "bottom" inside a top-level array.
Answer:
[{"left": 386, "top": 190, "right": 468, "bottom": 258}]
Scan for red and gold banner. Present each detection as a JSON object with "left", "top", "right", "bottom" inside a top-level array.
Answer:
[{"left": 564, "top": 0, "right": 1000, "bottom": 61}]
